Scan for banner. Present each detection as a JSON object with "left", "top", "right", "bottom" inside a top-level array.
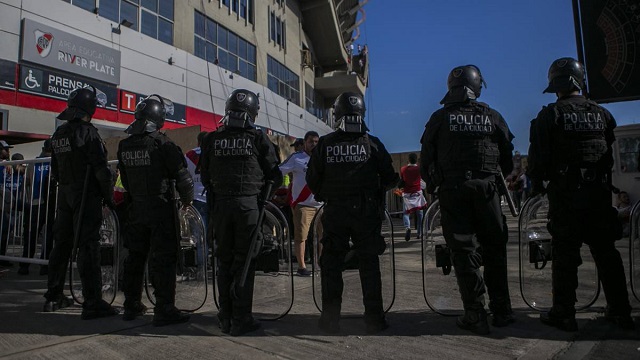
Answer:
[
  {"left": 0, "top": 59, "right": 16, "bottom": 90},
  {"left": 119, "top": 89, "right": 186, "bottom": 124},
  {"left": 577, "top": 0, "right": 640, "bottom": 102},
  {"left": 19, "top": 64, "right": 118, "bottom": 110},
  {"left": 21, "top": 18, "right": 121, "bottom": 85}
]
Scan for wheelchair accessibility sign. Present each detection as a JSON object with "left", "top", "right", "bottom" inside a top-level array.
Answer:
[{"left": 23, "top": 68, "right": 43, "bottom": 92}]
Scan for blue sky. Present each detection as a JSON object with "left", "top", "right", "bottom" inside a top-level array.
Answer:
[{"left": 359, "top": 0, "right": 640, "bottom": 154}]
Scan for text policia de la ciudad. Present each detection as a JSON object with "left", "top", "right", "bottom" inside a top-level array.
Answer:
[
  {"left": 213, "top": 138, "right": 254, "bottom": 156},
  {"left": 449, "top": 114, "right": 493, "bottom": 132},
  {"left": 121, "top": 149, "right": 151, "bottom": 166},
  {"left": 562, "top": 112, "right": 605, "bottom": 131},
  {"left": 326, "top": 144, "right": 369, "bottom": 163}
]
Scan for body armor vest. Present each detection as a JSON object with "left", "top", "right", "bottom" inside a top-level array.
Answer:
[
  {"left": 320, "top": 132, "right": 380, "bottom": 199},
  {"left": 551, "top": 99, "right": 608, "bottom": 171},
  {"left": 204, "top": 127, "right": 264, "bottom": 196},
  {"left": 51, "top": 119, "right": 103, "bottom": 188},
  {"left": 118, "top": 132, "right": 170, "bottom": 197},
  {"left": 438, "top": 102, "right": 500, "bottom": 177}
]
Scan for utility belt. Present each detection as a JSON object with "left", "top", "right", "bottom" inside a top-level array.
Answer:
[
  {"left": 552, "top": 166, "right": 608, "bottom": 188},
  {"left": 443, "top": 169, "right": 496, "bottom": 182},
  {"left": 326, "top": 192, "right": 381, "bottom": 206}
]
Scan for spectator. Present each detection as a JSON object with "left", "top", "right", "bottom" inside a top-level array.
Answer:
[
  {"left": 18, "top": 140, "right": 55, "bottom": 275},
  {"left": 0, "top": 140, "right": 14, "bottom": 267},
  {"left": 279, "top": 131, "right": 322, "bottom": 276},
  {"left": 185, "top": 131, "right": 208, "bottom": 227},
  {"left": 400, "top": 153, "right": 426, "bottom": 240},
  {"left": 290, "top": 138, "right": 304, "bottom": 153}
]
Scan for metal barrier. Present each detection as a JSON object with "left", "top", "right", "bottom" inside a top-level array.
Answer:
[
  {"left": 0, "top": 158, "right": 119, "bottom": 267},
  {"left": 629, "top": 199, "right": 640, "bottom": 303},
  {"left": 1, "top": 157, "right": 57, "bottom": 267}
]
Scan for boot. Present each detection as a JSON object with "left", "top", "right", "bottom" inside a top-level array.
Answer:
[
  {"left": 456, "top": 309, "right": 490, "bottom": 335},
  {"left": 540, "top": 310, "right": 578, "bottom": 332},
  {"left": 123, "top": 301, "right": 148, "bottom": 321},
  {"left": 365, "top": 315, "right": 389, "bottom": 334},
  {"left": 318, "top": 315, "right": 340, "bottom": 334},
  {"left": 218, "top": 313, "right": 231, "bottom": 334},
  {"left": 604, "top": 307, "right": 635, "bottom": 330},
  {"left": 153, "top": 305, "right": 190, "bottom": 327},
  {"left": 43, "top": 295, "right": 74, "bottom": 312},
  {"left": 230, "top": 315, "right": 261, "bottom": 336},
  {"left": 82, "top": 299, "right": 119, "bottom": 320}
]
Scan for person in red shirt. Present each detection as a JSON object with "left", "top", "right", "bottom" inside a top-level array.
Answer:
[{"left": 400, "top": 153, "right": 427, "bottom": 240}]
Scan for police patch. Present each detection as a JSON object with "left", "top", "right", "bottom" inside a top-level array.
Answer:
[
  {"left": 349, "top": 96, "right": 359, "bottom": 105},
  {"left": 453, "top": 68, "right": 463, "bottom": 78},
  {"left": 557, "top": 59, "right": 568, "bottom": 68},
  {"left": 236, "top": 93, "right": 247, "bottom": 102}
]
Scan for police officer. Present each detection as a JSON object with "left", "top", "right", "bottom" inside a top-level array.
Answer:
[
  {"left": 420, "top": 65, "right": 515, "bottom": 335},
  {"left": 117, "top": 95, "right": 194, "bottom": 326},
  {"left": 200, "top": 89, "right": 282, "bottom": 336},
  {"left": 44, "top": 87, "right": 118, "bottom": 319},
  {"left": 528, "top": 57, "right": 634, "bottom": 331},
  {"left": 306, "top": 92, "right": 399, "bottom": 334}
]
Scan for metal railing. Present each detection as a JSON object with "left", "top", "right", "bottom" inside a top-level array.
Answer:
[
  {"left": 1, "top": 157, "right": 57, "bottom": 266},
  {"left": 0, "top": 158, "right": 120, "bottom": 267}
]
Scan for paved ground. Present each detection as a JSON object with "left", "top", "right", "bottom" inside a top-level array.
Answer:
[{"left": 0, "top": 214, "right": 639, "bottom": 360}]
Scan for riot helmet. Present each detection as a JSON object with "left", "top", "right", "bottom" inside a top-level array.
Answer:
[
  {"left": 57, "top": 86, "right": 98, "bottom": 121},
  {"left": 333, "top": 92, "right": 368, "bottom": 133},
  {"left": 543, "top": 57, "right": 585, "bottom": 94},
  {"left": 126, "top": 95, "right": 166, "bottom": 134},
  {"left": 447, "top": 65, "right": 486, "bottom": 99}
]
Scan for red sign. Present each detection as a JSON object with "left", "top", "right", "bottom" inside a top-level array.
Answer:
[{"left": 120, "top": 90, "right": 137, "bottom": 112}]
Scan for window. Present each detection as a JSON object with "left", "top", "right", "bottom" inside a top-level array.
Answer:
[
  {"left": 194, "top": 11, "right": 257, "bottom": 81},
  {"left": 222, "top": 0, "right": 254, "bottom": 23},
  {"left": 268, "top": 55, "right": 299, "bottom": 105},
  {"left": 305, "top": 82, "right": 325, "bottom": 120},
  {"left": 618, "top": 136, "right": 640, "bottom": 173},
  {"left": 65, "top": 0, "right": 174, "bottom": 44},
  {"left": 269, "top": 11, "right": 286, "bottom": 49},
  {"left": 67, "top": 0, "right": 96, "bottom": 12}
]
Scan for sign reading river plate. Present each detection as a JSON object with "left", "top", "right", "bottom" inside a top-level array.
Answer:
[{"left": 20, "top": 18, "right": 121, "bottom": 85}]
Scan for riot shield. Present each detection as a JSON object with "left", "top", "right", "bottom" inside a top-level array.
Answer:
[
  {"left": 70, "top": 206, "right": 119, "bottom": 305},
  {"left": 145, "top": 204, "right": 208, "bottom": 312},
  {"left": 311, "top": 206, "right": 396, "bottom": 315},
  {"left": 420, "top": 199, "right": 463, "bottom": 316},
  {"left": 629, "top": 200, "right": 640, "bottom": 303},
  {"left": 518, "top": 194, "right": 600, "bottom": 311},
  {"left": 211, "top": 202, "right": 294, "bottom": 321}
]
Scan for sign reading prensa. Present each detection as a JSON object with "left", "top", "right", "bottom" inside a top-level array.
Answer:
[
  {"left": 20, "top": 18, "right": 121, "bottom": 85},
  {"left": 19, "top": 64, "right": 118, "bottom": 111}
]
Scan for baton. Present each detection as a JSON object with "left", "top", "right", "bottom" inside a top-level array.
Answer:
[
  {"left": 495, "top": 172, "right": 519, "bottom": 217},
  {"left": 231, "top": 180, "right": 274, "bottom": 299}
]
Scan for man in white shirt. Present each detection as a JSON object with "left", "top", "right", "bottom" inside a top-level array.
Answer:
[
  {"left": 185, "top": 131, "right": 208, "bottom": 226},
  {"left": 280, "top": 131, "right": 322, "bottom": 276}
]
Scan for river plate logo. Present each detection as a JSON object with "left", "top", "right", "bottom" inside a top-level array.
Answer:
[{"left": 34, "top": 30, "right": 54, "bottom": 58}]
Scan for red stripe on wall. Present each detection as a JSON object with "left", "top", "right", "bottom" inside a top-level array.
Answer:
[
  {"left": 0, "top": 88, "right": 16, "bottom": 106},
  {"left": 2, "top": 88, "right": 224, "bottom": 131}
]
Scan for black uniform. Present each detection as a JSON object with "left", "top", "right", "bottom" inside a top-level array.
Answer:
[
  {"left": 420, "top": 99, "right": 514, "bottom": 328},
  {"left": 117, "top": 130, "right": 194, "bottom": 320},
  {"left": 306, "top": 130, "right": 398, "bottom": 332},
  {"left": 528, "top": 95, "right": 631, "bottom": 321},
  {"left": 46, "top": 118, "right": 114, "bottom": 313},
  {"left": 200, "top": 117, "right": 282, "bottom": 331}
]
